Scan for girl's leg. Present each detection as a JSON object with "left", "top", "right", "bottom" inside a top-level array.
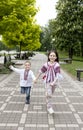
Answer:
[
  {"left": 52, "top": 85, "right": 56, "bottom": 94},
  {"left": 45, "top": 84, "right": 53, "bottom": 109},
  {"left": 25, "top": 87, "right": 31, "bottom": 104}
]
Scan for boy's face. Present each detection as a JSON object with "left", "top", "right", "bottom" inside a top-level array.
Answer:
[{"left": 25, "top": 63, "right": 31, "bottom": 70}]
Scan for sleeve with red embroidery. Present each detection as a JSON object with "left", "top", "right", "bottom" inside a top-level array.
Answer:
[
  {"left": 41, "top": 65, "right": 47, "bottom": 73},
  {"left": 54, "top": 66, "right": 60, "bottom": 74}
]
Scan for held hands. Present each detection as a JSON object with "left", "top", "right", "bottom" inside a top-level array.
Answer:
[
  {"left": 33, "top": 73, "right": 41, "bottom": 84},
  {"left": 33, "top": 78, "right": 37, "bottom": 84}
]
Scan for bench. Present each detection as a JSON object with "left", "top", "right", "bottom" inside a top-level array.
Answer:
[
  {"left": 76, "top": 69, "right": 83, "bottom": 81},
  {"left": 14, "top": 54, "right": 20, "bottom": 59},
  {"left": 64, "top": 58, "right": 72, "bottom": 64},
  {"left": 21, "top": 53, "right": 29, "bottom": 60}
]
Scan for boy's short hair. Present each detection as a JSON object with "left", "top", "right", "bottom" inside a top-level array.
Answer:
[{"left": 24, "top": 61, "right": 31, "bottom": 65}]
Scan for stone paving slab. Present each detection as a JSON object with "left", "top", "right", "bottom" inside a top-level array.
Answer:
[{"left": 0, "top": 53, "right": 83, "bottom": 130}]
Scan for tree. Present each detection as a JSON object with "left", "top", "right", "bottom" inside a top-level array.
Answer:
[
  {"left": 0, "top": 0, "right": 41, "bottom": 52},
  {"left": 53, "top": 0, "right": 83, "bottom": 58},
  {"left": 40, "top": 26, "right": 52, "bottom": 51}
]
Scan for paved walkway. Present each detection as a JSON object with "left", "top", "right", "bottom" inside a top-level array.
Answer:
[{"left": 0, "top": 53, "right": 83, "bottom": 130}]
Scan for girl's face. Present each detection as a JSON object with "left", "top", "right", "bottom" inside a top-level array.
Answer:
[
  {"left": 49, "top": 52, "right": 57, "bottom": 63},
  {"left": 24, "top": 62, "right": 31, "bottom": 70}
]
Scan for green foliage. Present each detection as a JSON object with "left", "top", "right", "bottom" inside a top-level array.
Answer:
[
  {"left": 0, "top": 65, "right": 11, "bottom": 74},
  {"left": 41, "top": 0, "right": 83, "bottom": 57},
  {"left": 39, "top": 26, "right": 53, "bottom": 51},
  {"left": 0, "top": 0, "right": 41, "bottom": 51},
  {"left": 55, "top": 0, "right": 83, "bottom": 57},
  {"left": 4, "top": 61, "right": 15, "bottom": 68},
  {"left": 0, "top": 41, "right": 8, "bottom": 50}
]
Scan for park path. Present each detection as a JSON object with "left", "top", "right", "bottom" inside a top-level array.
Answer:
[{"left": 0, "top": 52, "right": 83, "bottom": 130}]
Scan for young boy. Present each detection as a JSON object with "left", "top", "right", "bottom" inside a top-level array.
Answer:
[{"left": 9, "top": 61, "right": 36, "bottom": 104}]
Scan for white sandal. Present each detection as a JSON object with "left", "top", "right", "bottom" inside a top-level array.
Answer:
[{"left": 47, "top": 107, "right": 54, "bottom": 114}]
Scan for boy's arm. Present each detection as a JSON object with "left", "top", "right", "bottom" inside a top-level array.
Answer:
[
  {"left": 9, "top": 65, "right": 21, "bottom": 73},
  {"left": 34, "top": 64, "right": 47, "bottom": 83},
  {"left": 31, "top": 71, "right": 36, "bottom": 81},
  {"left": 34, "top": 71, "right": 42, "bottom": 83}
]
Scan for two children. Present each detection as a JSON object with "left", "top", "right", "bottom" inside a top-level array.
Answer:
[{"left": 10, "top": 50, "right": 62, "bottom": 114}]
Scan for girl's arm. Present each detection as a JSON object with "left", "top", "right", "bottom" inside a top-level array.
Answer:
[
  {"left": 50, "top": 76, "right": 58, "bottom": 86},
  {"left": 50, "top": 65, "right": 63, "bottom": 86},
  {"left": 52, "top": 73, "right": 63, "bottom": 85},
  {"left": 56, "top": 73, "right": 63, "bottom": 81},
  {"left": 34, "top": 63, "right": 47, "bottom": 83}
]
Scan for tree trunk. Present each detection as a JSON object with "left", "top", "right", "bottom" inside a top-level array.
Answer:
[
  {"left": 19, "top": 42, "right": 21, "bottom": 58},
  {"left": 81, "top": 43, "right": 83, "bottom": 57},
  {"left": 68, "top": 47, "right": 73, "bottom": 59}
]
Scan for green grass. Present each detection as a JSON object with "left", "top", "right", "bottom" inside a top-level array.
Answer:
[
  {"left": 0, "top": 65, "right": 11, "bottom": 74},
  {"left": 58, "top": 50, "right": 83, "bottom": 79},
  {"left": 61, "top": 61, "right": 83, "bottom": 79}
]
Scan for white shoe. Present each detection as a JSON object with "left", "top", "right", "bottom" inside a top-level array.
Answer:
[{"left": 47, "top": 107, "right": 54, "bottom": 114}]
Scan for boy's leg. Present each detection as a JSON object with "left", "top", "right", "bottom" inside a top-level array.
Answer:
[
  {"left": 21, "top": 87, "right": 25, "bottom": 94},
  {"left": 25, "top": 87, "right": 31, "bottom": 104}
]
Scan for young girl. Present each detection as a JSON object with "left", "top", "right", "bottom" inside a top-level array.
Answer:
[
  {"left": 9, "top": 61, "right": 36, "bottom": 104},
  {"left": 34, "top": 50, "right": 63, "bottom": 114}
]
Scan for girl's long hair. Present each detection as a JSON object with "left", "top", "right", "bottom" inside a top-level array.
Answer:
[{"left": 47, "top": 50, "right": 59, "bottom": 62}]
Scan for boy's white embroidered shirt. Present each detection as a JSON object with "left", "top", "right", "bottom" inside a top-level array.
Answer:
[{"left": 11, "top": 66, "right": 35, "bottom": 87}]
